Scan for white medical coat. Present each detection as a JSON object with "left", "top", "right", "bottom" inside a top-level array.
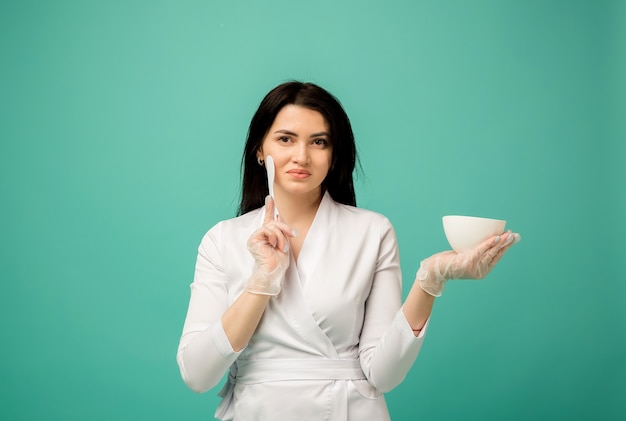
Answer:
[{"left": 177, "top": 192, "right": 429, "bottom": 420}]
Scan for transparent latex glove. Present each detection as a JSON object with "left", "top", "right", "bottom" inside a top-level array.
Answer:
[
  {"left": 244, "top": 196, "right": 296, "bottom": 296},
  {"left": 417, "top": 230, "right": 521, "bottom": 297}
]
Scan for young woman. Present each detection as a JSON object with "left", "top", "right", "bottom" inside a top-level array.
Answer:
[{"left": 177, "top": 81, "right": 520, "bottom": 420}]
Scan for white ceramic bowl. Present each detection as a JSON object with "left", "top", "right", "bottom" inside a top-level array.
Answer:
[{"left": 442, "top": 215, "right": 506, "bottom": 253}]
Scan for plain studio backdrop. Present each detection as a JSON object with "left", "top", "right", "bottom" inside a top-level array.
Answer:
[{"left": 1, "top": 1, "right": 624, "bottom": 420}]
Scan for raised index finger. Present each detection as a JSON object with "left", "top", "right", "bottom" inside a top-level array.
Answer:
[{"left": 263, "top": 196, "right": 275, "bottom": 225}]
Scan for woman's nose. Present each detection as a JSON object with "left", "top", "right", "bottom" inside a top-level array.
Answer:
[{"left": 293, "top": 144, "right": 309, "bottom": 165}]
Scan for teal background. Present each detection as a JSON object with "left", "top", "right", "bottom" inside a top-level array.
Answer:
[{"left": 1, "top": 0, "right": 624, "bottom": 420}]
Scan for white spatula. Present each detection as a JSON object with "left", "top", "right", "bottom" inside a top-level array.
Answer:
[{"left": 265, "top": 155, "right": 279, "bottom": 220}]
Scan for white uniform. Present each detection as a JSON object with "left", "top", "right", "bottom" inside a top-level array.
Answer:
[{"left": 177, "top": 192, "right": 429, "bottom": 420}]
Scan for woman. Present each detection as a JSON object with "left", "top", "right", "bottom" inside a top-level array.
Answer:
[{"left": 177, "top": 81, "right": 520, "bottom": 420}]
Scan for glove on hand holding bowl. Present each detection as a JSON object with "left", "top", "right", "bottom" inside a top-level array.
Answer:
[{"left": 417, "top": 216, "right": 521, "bottom": 297}]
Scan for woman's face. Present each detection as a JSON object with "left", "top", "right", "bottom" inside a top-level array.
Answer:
[{"left": 257, "top": 104, "right": 333, "bottom": 201}]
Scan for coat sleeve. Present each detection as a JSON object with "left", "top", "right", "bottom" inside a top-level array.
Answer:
[
  {"left": 176, "top": 222, "right": 242, "bottom": 393},
  {"left": 358, "top": 217, "right": 429, "bottom": 393}
]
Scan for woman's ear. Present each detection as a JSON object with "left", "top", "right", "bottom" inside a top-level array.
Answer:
[{"left": 256, "top": 149, "right": 265, "bottom": 166}]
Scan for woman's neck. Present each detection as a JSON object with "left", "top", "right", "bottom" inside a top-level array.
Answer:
[
  {"left": 273, "top": 189, "right": 323, "bottom": 263},
  {"left": 273, "top": 189, "right": 323, "bottom": 227}
]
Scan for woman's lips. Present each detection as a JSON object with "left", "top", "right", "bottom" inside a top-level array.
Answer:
[{"left": 287, "top": 169, "right": 311, "bottom": 179}]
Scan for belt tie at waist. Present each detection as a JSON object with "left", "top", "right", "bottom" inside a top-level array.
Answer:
[{"left": 215, "top": 359, "right": 366, "bottom": 420}]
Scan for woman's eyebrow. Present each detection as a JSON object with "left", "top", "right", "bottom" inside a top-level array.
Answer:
[
  {"left": 274, "top": 129, "right": 297, "bottom": 136},
  {"left": 273, "top": 129, "right": 330, "bottom": 138},
  {"left": 310, "top": 131, "right": 330, "bottom": 138}
]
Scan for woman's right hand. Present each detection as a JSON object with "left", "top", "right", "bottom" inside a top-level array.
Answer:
[{"left": 244, "top": 196, "right": 296, "bottom": 295}]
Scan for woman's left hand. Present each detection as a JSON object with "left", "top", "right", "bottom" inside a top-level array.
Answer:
[{"left": 417, "top": 230, "right": 521, "bottom": 296}]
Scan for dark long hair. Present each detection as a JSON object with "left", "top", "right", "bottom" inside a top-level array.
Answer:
[{"left": 238, "top": 81, "right": 359, "bottom": 215}]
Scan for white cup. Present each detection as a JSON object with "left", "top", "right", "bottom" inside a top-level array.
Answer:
[{"left": 442, "top": 215, "right": 506, "bottom": 253}]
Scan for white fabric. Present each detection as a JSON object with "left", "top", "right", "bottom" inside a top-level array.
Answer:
[{"left": 177, "top": 192, "right": 429, "bottom": 420}]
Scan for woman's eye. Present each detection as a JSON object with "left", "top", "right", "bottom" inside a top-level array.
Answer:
[
  {"left": 313, "top": 138, "right": 328, "bottom": 146},
  {"left": 278, "top": 136, "right": 291, "bottom": 143}
]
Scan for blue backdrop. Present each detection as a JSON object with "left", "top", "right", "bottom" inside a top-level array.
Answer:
[{"left": 1, "top": 1, "right": 624, "bottom": 420}]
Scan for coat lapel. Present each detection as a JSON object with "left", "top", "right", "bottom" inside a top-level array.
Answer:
[
  {"left": 270, "top": 192, "right": 339, "bottom": 358},
  {"left": 276, "top": 253, "right": 339, "bottom": 358},
  {"left": 294, "top": 192, "right": 334, "bottom": 287}
]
